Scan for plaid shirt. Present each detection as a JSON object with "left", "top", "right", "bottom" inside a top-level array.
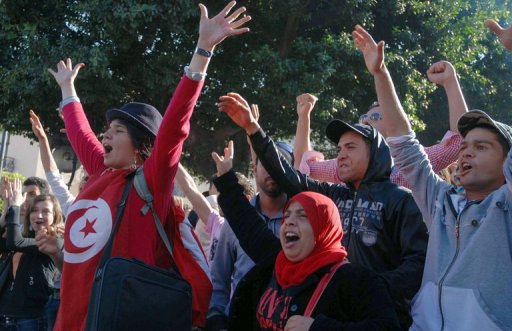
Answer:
[{"left": 299, "top": 130, "right": 462, "bottom": 190}]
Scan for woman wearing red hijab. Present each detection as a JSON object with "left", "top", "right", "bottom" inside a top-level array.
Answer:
[{"left": 211, "top": 143, "right": 400, "bottom": 331}]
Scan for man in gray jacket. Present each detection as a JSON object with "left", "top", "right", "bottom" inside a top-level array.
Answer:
[
  {"left": 389, "top": 110, "right": 512, "bottom": 331},
  {"left": 356, "top": 20, "right": 512, "bottom": 330}
]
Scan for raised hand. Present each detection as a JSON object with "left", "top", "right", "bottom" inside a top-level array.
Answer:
[
  {"left": 296, "top": 93, "right": 318, "bottom": 118},
  {"left": 197, "top": 1, "right": 251, "bottom": 51},
  {"left": 211, "top": 140, "right": 234, "bottom": 177},
  {"left": 218, "top": 92, "right": 259, "bottom": 133},
  {"left": 36, "top": 227, "right": 60, "bottom": 256},
  {"left": 48, "top": 58, "right": 85, "bottom": 90},
  {"left": 353, "top": 25, "right": 385, "bottom": 76},
  {"left": 29, "top": 110, "right": 47, "bottom": 140},
  {"left": 8, "top": 178, "right": 25, "bottom": 208},
  {"left": 427, "top": 61, "right": 457, "bottom": 87},
  {"left": 485, "top": 19, "right": 512, "bottom": 51}
]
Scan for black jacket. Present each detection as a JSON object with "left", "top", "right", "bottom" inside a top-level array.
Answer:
[
  {"left": 214, "top": 170, "right": 400, "bottom": 331},
  {"left": 0, "top": 206, "right": 59, "bottom": 318},
  {"left": 249, "top": 129, "right": 428, "bottom": 328}
]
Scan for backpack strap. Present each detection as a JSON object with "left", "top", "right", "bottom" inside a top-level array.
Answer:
[
  {"left": 303, "top": 260, "right": 349, "bottom": 317},
  {"left": 133, "top": 167, "right": 174, "bottom": 259}
]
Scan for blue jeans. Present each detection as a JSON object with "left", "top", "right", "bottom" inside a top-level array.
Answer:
[
  {"left": 45, "top": 296, "right": 59, "bottom": 331},
  {"left": 0, "top": 315, "right": 47, "bottom": 331}
]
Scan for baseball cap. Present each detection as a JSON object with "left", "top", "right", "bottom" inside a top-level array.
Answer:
[
  {"left": 457, "top": 110, "right": 512, "bottom": 150},
  {"left": 325, "top": 119, "right": 373, "bottom": 145}
]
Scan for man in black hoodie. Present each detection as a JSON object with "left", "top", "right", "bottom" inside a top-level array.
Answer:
[{"left": 217, "top": 92, "right": 428, "bottom": 330}]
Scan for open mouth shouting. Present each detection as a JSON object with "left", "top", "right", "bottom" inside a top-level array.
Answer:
[
  {"left": 283, "top": 231, "right": 300, "bottom": 247},
  {"left": 458, "top": 161, "right": 472, "bottom": 176},
  {"left": 103, "top": 143, "right": 113, "bottom": 154}
]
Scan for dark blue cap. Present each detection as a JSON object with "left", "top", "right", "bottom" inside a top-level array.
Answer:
[{"left": 325, "top": 119, "right": 373, "bottom": 144}]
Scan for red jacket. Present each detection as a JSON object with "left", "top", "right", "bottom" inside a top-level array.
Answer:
[{"left": 55, "top": 75, "right": 209, "bottom": 330}]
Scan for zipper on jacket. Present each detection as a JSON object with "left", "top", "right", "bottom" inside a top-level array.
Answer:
[
  {"left": 437, "top": 198, "right": 476, "bottom": 331},
  {"left": 345, "top": 191, "right": 358, "bottom": 250}
]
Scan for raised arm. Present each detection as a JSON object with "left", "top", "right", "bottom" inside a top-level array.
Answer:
[
  {"left": 212, "top": 140, "right": 281, "bottom": 263},
  {"left": 426, "top": 61, "right": 468, "bottom": 133},
  {"left": 4, "top": 178, "right": 39, "bottom": 253},
  {"left": 30, "top": 110, "right": 59, "bottom": 172},
  {"left": 48, "top": 59, "right": 105, "bottom": 176},
  {"left": 353, "top": 25, "right": 411, "bottom": 137},
  {"left": 175, "top": 163, "right": 214, "bottom": 226},
  {"left": 218, "top": 92, "right": 261, "bottom": 136},
  {"left": 485, "top": 19, "right": 512, "bottom": 51},
  {"left": 189, "top": 2, "right": 251, "bottom": 75},
  {"left": 293, "top": 93, "right": 318, "bottom": 169},
  {"left": 218, "top": 92, "right": 337, "bottom": 198},
  {"left": 143, "top": 2, "right": 251, "bottom": 207},
  {"left": 30, "top": 110, "right": 75, "bottom": 214}
]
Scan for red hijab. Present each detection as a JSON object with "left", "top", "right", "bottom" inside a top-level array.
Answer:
[{"left": 275, "top": 192, "right": 348, "bottom": 288}]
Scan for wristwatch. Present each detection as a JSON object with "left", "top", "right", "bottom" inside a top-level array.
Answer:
[{"left": 195, "top": 47, "right": 213, "bottom": 58}]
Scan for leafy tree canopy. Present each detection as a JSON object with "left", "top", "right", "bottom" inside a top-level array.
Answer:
[{"left": 1, "top": 0, "right": 512, "bottom": 178}]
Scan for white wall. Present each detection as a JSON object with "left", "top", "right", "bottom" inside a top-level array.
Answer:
[{"left": 3, "top": 134, "right": 45, "bottom": 178}]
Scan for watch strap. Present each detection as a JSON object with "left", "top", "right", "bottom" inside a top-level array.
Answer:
[{"left": 195, "top": 47, "right": 213, "bottom": 58}]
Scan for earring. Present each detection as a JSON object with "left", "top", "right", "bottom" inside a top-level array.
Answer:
[{"left": 130, "top": 154, "right": 138, "bottom": 170}]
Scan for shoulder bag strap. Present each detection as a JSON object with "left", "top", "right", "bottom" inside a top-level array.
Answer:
[
  {"left": 133, "top": 167, "right": 174, "bottom": 259},
  {"left": 95, "top": 172, "right": 135, "bottom": 275},
  {"left": 303, "top": 260, "right": 349, "bottom": 317}
]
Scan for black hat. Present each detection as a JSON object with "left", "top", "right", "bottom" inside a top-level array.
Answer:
[
  {"left": 106, "top": 102, "right": 163, "bottom": 137},
  {"left": 457, "top": 110, "right": 512, "bottom": 150},
  {"left": 325, "top": 119, "right": 373, "bottom": 145}
]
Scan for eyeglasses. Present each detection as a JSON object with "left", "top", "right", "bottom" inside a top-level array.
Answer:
[{"left": 359, "top": 112, "right": 383, "bottom": 124}]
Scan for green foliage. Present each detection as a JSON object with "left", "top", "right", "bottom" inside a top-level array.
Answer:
[{"left": 1, "top": 0, "right": 512, "bottom": 177}]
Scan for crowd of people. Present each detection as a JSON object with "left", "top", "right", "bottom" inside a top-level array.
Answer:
[{"left": 0, "top": 2, "right": 511, "bottom": 330}]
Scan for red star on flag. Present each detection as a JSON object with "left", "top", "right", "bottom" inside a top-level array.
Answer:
[{"left": 80, "top": 219, "right": 97, "bottom": 238}]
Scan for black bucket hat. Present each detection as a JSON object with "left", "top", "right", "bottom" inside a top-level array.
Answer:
[{"left": 106, "top": 102, "right": 163, "bottom": 137}]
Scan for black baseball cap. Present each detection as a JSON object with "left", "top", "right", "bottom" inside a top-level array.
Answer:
[{"left": 325, "top": 119, "right": 373, "bottom": 145}]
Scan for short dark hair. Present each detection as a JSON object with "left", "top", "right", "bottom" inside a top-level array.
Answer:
[
  {"left": 115, "top": 118, "right": 155, "bottom": 161},
  {"left": 23, "top": 176, "right": 50, "bottom": 194},
  {"left": 368, "top": 101, "right": 379, "bottom": 111}
]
